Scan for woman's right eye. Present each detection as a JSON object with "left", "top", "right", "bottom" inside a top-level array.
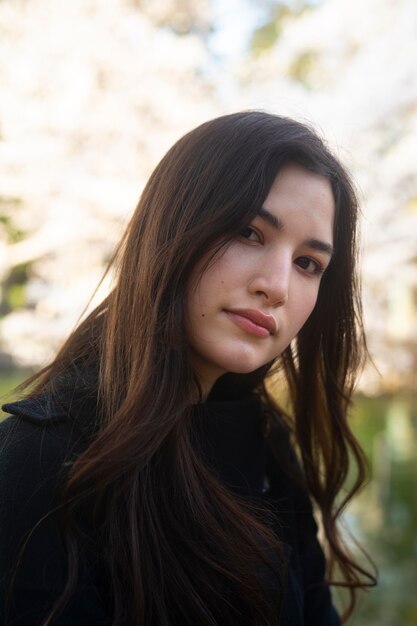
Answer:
[{"left": 239, "top": 226, "right": 262, "bottom": 243}]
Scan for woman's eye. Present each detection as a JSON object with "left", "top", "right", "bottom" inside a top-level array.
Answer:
[
  {"left": 296, "top": 256, "right": 324, "bottom": 276},
  {"left": 239, "top": 226, "right": 262, "bottom": 243}
]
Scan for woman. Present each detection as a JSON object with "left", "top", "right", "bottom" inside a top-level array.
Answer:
[{"left": 0, "top": 111, "right": 374, "bottom": 625}]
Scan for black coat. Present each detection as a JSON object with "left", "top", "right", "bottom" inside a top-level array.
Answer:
[{"left": 0, "top": 391, "right": 340, "bottom": 625}]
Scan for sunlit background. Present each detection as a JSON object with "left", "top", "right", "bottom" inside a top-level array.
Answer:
[{"left": 0, "top": 0, "right": 416, "bottom": 623}]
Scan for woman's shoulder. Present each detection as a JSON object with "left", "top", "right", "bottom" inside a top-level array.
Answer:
[
  {"left": 1, "top": 371, "right": 99, "bottom": 452},
  {"left": 1, "top": 393, "right": 88, "bottom": 447},
  {"left": 0, "top": 397, "right": 91, "bottom": 570},
  {"left": 0, "top": 398, "right": 108, "bottom": 624},
  {"left": 0, "top": 395, "right": 90, "bottom": 507}
]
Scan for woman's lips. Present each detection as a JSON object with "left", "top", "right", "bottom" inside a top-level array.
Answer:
[{"left": 225, "top": 309, "right": 277, "bottom": 338}]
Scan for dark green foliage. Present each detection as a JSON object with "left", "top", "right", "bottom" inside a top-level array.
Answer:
[
  {"left": 0, "top": 196, "right": 25, "bottom": 243},
  {"left": 0, "top": 263, "right": 30, "bottom": 317}
]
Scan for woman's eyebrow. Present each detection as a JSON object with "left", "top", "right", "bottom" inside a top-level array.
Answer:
[
  {"left": 257, "top": 207, "right": 284, "bottom": 231},
  {"left": 305, "top": 239, "right": 334, "bottom": 257},
  {"left": 257, "top": 206, "right": 334, "bottom": 257}
]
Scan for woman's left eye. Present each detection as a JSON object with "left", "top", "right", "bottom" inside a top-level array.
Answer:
[
  {"left": 239, "top": 226, "right": 262, "bottom": 243},
  {"left": 295, "top": 256, "right": 324, "bottom": 275}
]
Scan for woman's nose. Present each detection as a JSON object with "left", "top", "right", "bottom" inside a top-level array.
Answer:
[{"left": 248, "top": 255, "right": 291, "bottom": 306}]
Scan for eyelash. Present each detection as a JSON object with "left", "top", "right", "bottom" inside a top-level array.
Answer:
[
  {"left": 239, "top": 227, "right": 325, "bottom": 276},
  {"left": 239, "top": 226, "right": 263, "bottom": 243},
  {"left": 295, "top": 257, "right": 325, "bottom": 276}
]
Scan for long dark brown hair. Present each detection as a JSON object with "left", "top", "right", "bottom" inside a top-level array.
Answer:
[{"left": 15, "top": 111, "right": 374, "bottom": 624}]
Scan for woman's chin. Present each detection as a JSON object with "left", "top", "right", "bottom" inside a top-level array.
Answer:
[{"left": 220, "top": 355, "right": 273, "bottom": 376}]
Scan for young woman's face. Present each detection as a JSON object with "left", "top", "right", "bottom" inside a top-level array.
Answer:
[{"left": 186, "top": 163, "right": 335, "bottom": 397}]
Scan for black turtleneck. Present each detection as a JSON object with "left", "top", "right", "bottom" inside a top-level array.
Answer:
[{"left": 193, "top": 397, "right": 268, "bottom": 499}]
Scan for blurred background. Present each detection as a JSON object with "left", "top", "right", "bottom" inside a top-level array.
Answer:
[{"left": 0, "top": 0, "right": 416, "bottom": 623}]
